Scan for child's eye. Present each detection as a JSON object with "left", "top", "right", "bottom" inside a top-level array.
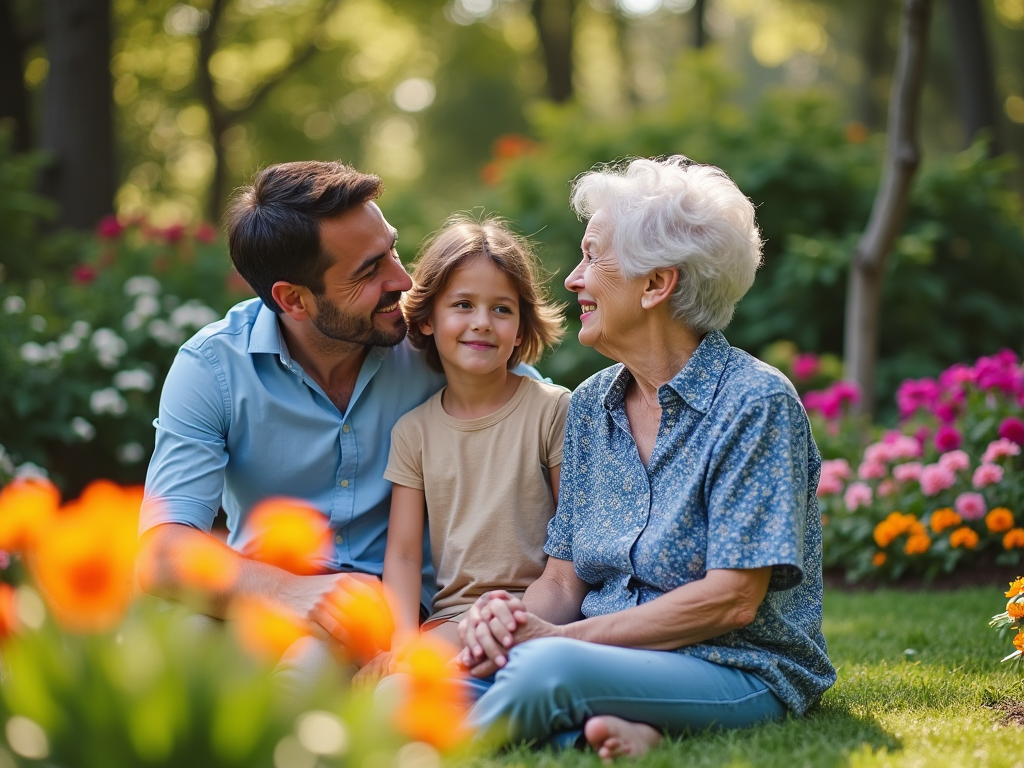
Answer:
[
  {"left": 494, "top": 305, "right": 513, "bottom": 314},
  {"left": 454, "top": 301, "right": 471, "bottom": 309}
]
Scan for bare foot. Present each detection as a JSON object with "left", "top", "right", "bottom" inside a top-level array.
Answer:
[{"left": 583, "top": 716, "right": 662, "bottom": 762}]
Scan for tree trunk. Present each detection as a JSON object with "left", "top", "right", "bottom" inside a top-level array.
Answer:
[
  {"left": 693, "top": 0, "right": 708, "bottom": 48},
  {"left": 946, "top": 0, "right": 1000, "bottom": 154},
  {"left": 39, "top": 0, "right": 115, "bottom": 229},
  {"left": 0, "top": 0, "right": 33, "bottom": 151},
  {"left": 844, "top": 0, "right": 932, "bottom": 417},
  {"left": 531, "top": 0, "right": 577, "bottom": 103}
]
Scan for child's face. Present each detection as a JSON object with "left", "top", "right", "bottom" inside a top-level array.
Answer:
[{"left": 420, "top": 256, "right": 522, "bottom": 378}]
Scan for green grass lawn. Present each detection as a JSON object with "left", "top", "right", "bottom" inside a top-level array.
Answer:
[{"left": 458, "top": 587, "right": 1024, "bottom": 768}]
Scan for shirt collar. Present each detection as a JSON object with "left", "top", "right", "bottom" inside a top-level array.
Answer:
[
  {"left": 600, "top": 329, "right": 731, "bottom": 415},
  {"left": 247, "top": 301, "right": 290, "bottom": 361}
]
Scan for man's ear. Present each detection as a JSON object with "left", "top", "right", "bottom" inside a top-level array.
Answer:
[
  {"left": 271, "top": 281, "right": 312, "bottom": 321},
  {"left": 640, "top": 267, "right": 679, "bottom": 311}
]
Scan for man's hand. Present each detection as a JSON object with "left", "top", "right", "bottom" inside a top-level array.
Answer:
[{"left": 309, "top": 575, "right": 395, "bottom": 664}]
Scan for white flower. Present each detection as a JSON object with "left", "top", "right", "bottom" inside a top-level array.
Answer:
[
  {"left": 134, "top": 294, "right": 160, "bottom": 318},
  {"left": 91, "top": 328, "right": 128, "bottom": 369},
  {"left": 170, "top": 300, "right": 218, "bottom": 330},
  {"left": 70, "top": 417, "right": 96, "bottom": 441},
  {"left": 14, "top": 462, "right": 48, "bottom": 480},
  {"left": 0, "top": 444, "right": 15, "bottom": 477},
  {"left": 117, "top": 442, "right": 145, "bottom": 464},
  {"left": 58, "top": 333, "right": 82, "bottom": 353},
  {"left": 20, "top": 342, "right": 47, "bottom": 364},
  {"left": 90, "top": 387, "right": 128, "bottom": 416},
  {"left": 148, "top": 319, "right": 184, "bottom": 347},
  {"left": 124, "top": 276, "right": 161, "bottom": 297},
  {"left": 71, "top": 320, "right": 91, "bottom": 338},
  {"left": 113, "top": 368, "right": 154, "bottom": 392},
  {"left": 29, "top": 315, "right": 47, "bottom": 333},
  {"left": 3, "top": 296, "right": 26, "bottom": 314},
  {"left": 122, "top": 312, "right": 145, "bottom": 332}
]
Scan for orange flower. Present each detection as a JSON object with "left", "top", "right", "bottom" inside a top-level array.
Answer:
[
  {"left": 176, "top": 533, "right": 240, "bottom": 592},
  {"left": 1003, "top": 529, "right": 1024, "bottom": 551},
  {"left": 480, "top": 161, "right": 502, "bottom": 186},
  {"left": 904, "top": 532, "right": 931, "bottom": 555},
  {"left": 231, "top": 597, "right": 309, "bottom": 662},
  {"left": 240, "top": 498, "right": 332, "bottom": 575},
  {"left": 872, "top": 552, "right": 887, "bottom": 567},
  {"left": 986, "top": 507, "right": 1015, "bottom": 534},
  {"left": 1007, "top": 600, "right": 1024, "bottom": 621},
  {"left": 1006, "top": 576, "right": 1024, "bottom": 598},
  {"left": 0, "top": 476, "right": 60, "bottom": 553},
  {"left": 30, "top": 481, "right": 141, "bottom": 633},
  {"left": 492, "top": 134, "right": 536, "bottom": 159},
  {"left": 949, "top": 527, "right": 979, "bottom": 550},
  {"left": 874, "top": 512, "right": 918, "bottom": 548},
  {"left": 845, "top": 121, "right": 868, "bottom": 143},
  {"left": 393, "top": 634, "right": 469, "bottom": 751},
  {"left": 1015, "top": 630, "right": 1024, "bottom": 653},
  {"left": 322, "top": 578, "right": 395, "bottom": 662},
  {"left": 929, "top": 508, "right": 961, "bottom": 534},
  {"left": 0, "top": 583, "right": 19, "bottom": 640}
]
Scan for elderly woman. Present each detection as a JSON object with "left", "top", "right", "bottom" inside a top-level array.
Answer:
[{"left": 457, "top": 156, "right": 835, "bottom": 759}]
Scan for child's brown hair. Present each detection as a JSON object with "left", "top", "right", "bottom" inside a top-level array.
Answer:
[{"left": 404, "top": 214, "right": 565, "bottom": 373}]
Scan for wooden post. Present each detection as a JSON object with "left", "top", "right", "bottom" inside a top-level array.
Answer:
[{"left": 843, "top": 0, "right": 932, "bottom": 417}]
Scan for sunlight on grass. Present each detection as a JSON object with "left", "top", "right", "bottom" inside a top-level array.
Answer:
[{"left": 457, "top": 587, "right": 1024, "bottom": 768}]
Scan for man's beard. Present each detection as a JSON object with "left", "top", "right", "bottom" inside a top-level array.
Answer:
[{"left": 310, "top": 291, "right": 408, "bottom": 348}]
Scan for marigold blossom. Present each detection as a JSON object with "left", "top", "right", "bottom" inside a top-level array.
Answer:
[
  {"left": 844, "top": 482, "right": 872, "bottom": 512},
  {"left": 321, "top": 579, "right": 396, "bottom": 663},
  {"left": 919, "top": 464, "right": 955, "bottom": 496},
  {"left": 1004, "top": 530, "right": 1024, "bottom": 551},
  {"left": 0, "top": 583, "right": 19, "bottom": 640},
  {"left": 0, "top": 476, "right": 60, "bottom": 553},
  {"left": 972, "top": 463, "right": 1004, "bottom": 489},
  {"left": 904, "top": 532, "right": 931, "bottom": 555},
  {"left": 937, "top": 450, "right": 970, "bottom": 473},
  {"left": 1006, "top": 577, "right": 1024, "bottom": 598},
  {"left": 1008, "top": 600, "right": 1024, "bottom": 621},
  {"left": 893, "top": 462, "right": 924, "bottom": 483},
  {"left": 392, "top": 634, "right": 471, "bottom": 751},
  {"left": 240, "top": 497, "right": 333, "bottom": 575},
  {"left": 985, "top": 507, "right": 1014, "bottom": 533},
  {"left": 955, "top": 492, "right": 987, "bottom": 521},
  {"left": 929, "top": 508, "right": 962, "bottom": 534},
  {"left": 949, "top": 527, "right": 979, "bottom": 549},
  {"left": 999, "top": 417, "right": 1024, "bottom": 447},
  {"left": 231, "top": 597, "right": 309, "bottom": 662},
  {"left": 872, "top": 552, "right": 887, "bottom": 567},
  {"left": 1015, "top": 630, "right": 1024, "bottom": 653},
  {"left": 981, "top": 438, "right": 1021, "bottom": 464}
]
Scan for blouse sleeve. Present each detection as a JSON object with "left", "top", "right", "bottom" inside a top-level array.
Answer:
[{"left": 543, "top": 392, "right": 582, "bottom": 560}]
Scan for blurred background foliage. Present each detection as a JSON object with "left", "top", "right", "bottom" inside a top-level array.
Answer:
[{"left": 1, "top": 0, "right": 1024, "bottom": 491}]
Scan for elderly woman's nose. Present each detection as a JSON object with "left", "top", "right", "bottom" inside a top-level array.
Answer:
[{"left": 565, "top": 260, "right": 585, "bottom": 291}]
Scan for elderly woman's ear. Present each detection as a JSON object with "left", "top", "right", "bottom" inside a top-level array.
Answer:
[{"left": 639, "top": 267, "right": 679, "bottom": 310}]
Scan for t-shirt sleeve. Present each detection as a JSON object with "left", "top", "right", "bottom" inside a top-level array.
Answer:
[
  {"left": 140, "top": 344, "right": 230, "bottom": 536},
  {"left": 544, "top": 389, "right": 571, "bottom": 468},
  {"left": 704, "top": 392, "right": 810, "bottom": 592},
  {"left": 384, "top": 415, "right": 425, "bottom": 491},
  {"left": 543, "top": 392, "right": 582, "bottom": 560}
]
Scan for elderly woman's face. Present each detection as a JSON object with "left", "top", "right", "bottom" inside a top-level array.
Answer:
[{"left": 565, "top": 209, "right": 645, "bottom": 354}]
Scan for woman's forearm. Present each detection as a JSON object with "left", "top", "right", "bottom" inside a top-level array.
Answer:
[{"left": 559, "top": 567, "right": 772, "bottom": 650}]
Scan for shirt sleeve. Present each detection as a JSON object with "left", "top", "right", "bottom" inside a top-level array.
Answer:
[
  {"left": 704, "top": 392, "right": 810, "bottom": 592},
  {"left": 543, "top": 392, "right": 581, "bottom": 560},
  {"left": 383, "top": 416, "right": 425, "bottom": 491},
  {"left": 544, "top": 389, "right": 571, "bottom": 468},
  {"left": 140, "top": 344, "right": 229, "bottom": 536}
]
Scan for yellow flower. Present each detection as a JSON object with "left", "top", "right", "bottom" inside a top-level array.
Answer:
[
  {"left": 904, "top": 532, "right": 931, "bottom": 555},
  {"left": 0, "top": 476, "right": 60, "bottom": 553},
  {"left": 986, "top": 507, "right": 1015, "bottom": 534},
  {"left": 1003, "top": 529, "right": 1024, "bottom": 551},
  {"left": 872, "top": 552, "right": 887, "bottom": 567},
  {"left": 929, "top": 508, "right": 962, "bottom": 534},
  {"left": 393, "top": 634, "right": 470, "bottom": 751},
  {"left": 1007, "top": 600, "right": 1024, "bottom": 621},
  {"left": 949, "top": 527, "right": 979, "bottom": 550},
  {"left": 1006, "top": 577, "right": 1024, "bottom": 598},
  {"left": 240, "top": 497, "right": 332, "bottom": 575},
  {"left": 231, "top": 597, "right": 309, "bottom": 662}
]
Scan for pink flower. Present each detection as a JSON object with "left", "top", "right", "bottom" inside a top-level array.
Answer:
[
  {"left": 803, "top": 390, "right": 840, "bottom": 420},
  {"left": 0, "top": 550, "right": 9, "bottom": 570},
  {"left": 195, "top": 222, "right": 219, "bottom": 243},
  {"left": 158, "top": 223, "right": 186, "bottom": 244},
  {"left": 937, "top": 450, "right": 970, "bottom": 473},
  {"left": 831, "top": 381, "right": 860, "bottom": 406},
  {"left": 820, "top": 459, "right": 852, "bottom": 481},
  {"left": 73, "top": 264, "right": 97, "bottom": 284},
  {"left": 971, "top": 463, "right": 1004, "bottom": 489},
  {"left": 893, "top": 462, "right": 923, "bottom": 483},
  {"left": 934, "top": 402, "right": 958, "bottom": 424},
  {"left": 792, "top": 353, "right": 820, "bottom": 381},
  {"left": 816, "top": 474, "right": 844, "bottom": 497},
  {"left": 999, "top": 417, "right": 1024, "bottom": 447},
  {"left": 919, "top": 464, "right": 956, "bottom": 496},
  {"left": 890, "top": 435, "right": 922, "bottom": 460},
  {"left": 981, "top": 438, "right": 1022, "bottom": 463},
  {"left": 857, "top": 461, "right": 887, "bottom": 480},
  {"left": 844, "top": 482, "right": 873, "bottom": 511},
  {"left": 878, "top": 479, "right": 897, "bottom": 497},
  {"left": 896, "top": 378, "right": 939, "bottom": 419},
  {"left": 864, "top": 443, "right": 894, "bottom": 465},
  {"left": 954, "top": 492, "right": 987, "bottom": 521},
  {"left": 96, "top": 214, "right": 124, "bottom": 239},
  {"left": 934, "top": 425, "right": 962, "bottom": 453}
]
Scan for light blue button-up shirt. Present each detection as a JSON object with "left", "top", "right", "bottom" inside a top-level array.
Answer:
[{"left": 141, "top": 298, "right": 449, "bottom": 601}]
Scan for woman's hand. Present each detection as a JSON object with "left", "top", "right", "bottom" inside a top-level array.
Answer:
[
  {"left": 457, "top": 593, "right": 563, "bottom": 677},
  {"left": 352, "top": 650, "right": 395, "bottom": 692}
]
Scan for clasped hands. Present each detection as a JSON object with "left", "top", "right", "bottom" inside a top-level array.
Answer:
[{"left": 456, "top": 590, "right": 561, "bottom": 677}]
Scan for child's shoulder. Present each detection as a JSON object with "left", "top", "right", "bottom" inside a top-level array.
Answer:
[
  {"left": 391, "top": 388, "right": 444, "bottom": 436},
  {"left": 520, "top": 375, "right": 572, "bottom": 406}
]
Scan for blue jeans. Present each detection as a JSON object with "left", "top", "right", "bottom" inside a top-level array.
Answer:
[{"left": 466, "top": 637, "right": 787, "bottom": 749}]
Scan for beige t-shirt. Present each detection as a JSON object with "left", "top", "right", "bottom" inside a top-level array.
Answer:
[{"left": 384, "top": 375, "right": 571, "bottom": 619}]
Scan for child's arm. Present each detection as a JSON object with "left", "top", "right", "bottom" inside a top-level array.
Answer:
[
  {"left": 382, "top": 483, "right": 427, "bottom": 637},
  {"left": 548, "top": 464, "right": 561, "bottom": 507}
]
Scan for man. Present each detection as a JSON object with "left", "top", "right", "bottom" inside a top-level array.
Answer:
[{"left": 138, "top": 161, "right": 536, "bottom": 676}]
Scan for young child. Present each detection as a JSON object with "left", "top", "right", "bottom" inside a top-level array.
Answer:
[{"left": 361, "top": 214, "right": 568, "bottom": 680}]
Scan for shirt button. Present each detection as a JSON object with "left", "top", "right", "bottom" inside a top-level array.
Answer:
[
  {"left": 340, "top": 479, "right": 349, "bottom": 488},
  {"left": 342, "top": 424, "right": 350, "bottom": 433},
  {"left": 335, "top": 534, "right": 344, "bottom": 545}
]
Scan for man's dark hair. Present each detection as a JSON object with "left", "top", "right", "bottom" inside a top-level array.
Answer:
[{"left": 225, "top": 161, "right": 383, "bottom": 312}]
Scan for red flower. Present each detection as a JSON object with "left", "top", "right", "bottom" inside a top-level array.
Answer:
[
  {"left": 195, "top": 222, "right": 219, "bottom": 243},
  {"left": 96, "top": 215, "right": 124, "bottom": 239},
  {"left": 492, "top": 133, "right": 536, "bottom": 159},
  {"left": 999, "top": 417, "right": 1024, "bottom": 447},
  {"left": 160, "top": 224, "right": 186, "bottom": 244},
  {"left": 73, "top": 264, "right": 97, "bottom": 284}
]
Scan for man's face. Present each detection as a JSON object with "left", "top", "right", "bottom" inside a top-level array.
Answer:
[{"left": 308, "top": 202, "right": 413, "bottom": 348}]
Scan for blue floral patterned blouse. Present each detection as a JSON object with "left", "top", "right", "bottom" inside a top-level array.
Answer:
[{"left": 545, "top": 330, "right": 836, "bottom": 715}]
